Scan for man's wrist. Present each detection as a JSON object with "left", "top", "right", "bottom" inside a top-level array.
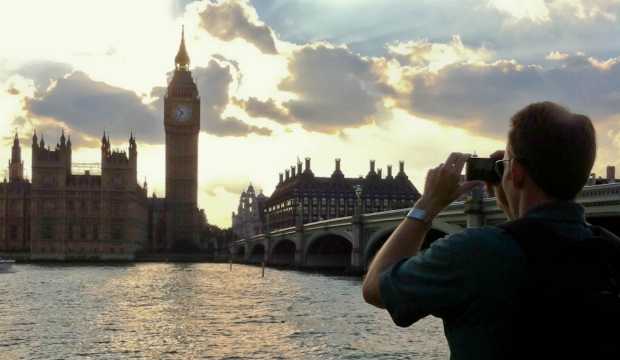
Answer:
[
  {"left": 411, "top": 197, "right": 440, "bottom": 221},
  {"left": 406, "top": 207, "right": 432, "bottom": 225}
]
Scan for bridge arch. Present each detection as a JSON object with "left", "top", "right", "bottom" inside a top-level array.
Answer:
[
  {"left": 364, "top": 227, "right": 397, "bottom": 267},
  {"left": 304, "top": 233, "right": 353, "bottom": 270},
  {"left": 304, "top": 230, "right": 354, "bottom": 252},
  {"left": 232, "top": 245, "right": 246, "bottom": 261},
  {"left": 270, "top": 239, "right": 296, "bottom": 266},
  {"left": 363, "top": 219, "right": 459, "bottom": 269},
  {"left": 248, "top": 243, "right": 266, "bottom": 264}
]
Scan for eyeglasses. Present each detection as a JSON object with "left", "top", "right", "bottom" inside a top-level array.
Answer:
[{"left": 494, "top": 159, "right": 512, "bottom": 179}]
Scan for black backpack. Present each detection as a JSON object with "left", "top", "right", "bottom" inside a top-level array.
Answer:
[{"left": 499, "top": 218, "right": 620, "bottom": 359}]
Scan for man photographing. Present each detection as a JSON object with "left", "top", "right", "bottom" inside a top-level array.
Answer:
[{"left": 362, "top": 101, "right": 620, "bottom": 359}]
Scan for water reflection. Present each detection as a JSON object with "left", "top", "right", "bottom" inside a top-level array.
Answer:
[{"left": 1, "top": 264, "right": 448, "bottom": 359}]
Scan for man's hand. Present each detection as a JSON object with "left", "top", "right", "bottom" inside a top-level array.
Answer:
[
  {"left": 415, "top": 152, "right": 483, "bottom": 219},
  {"left": 363, "top": 152, "right": 481, "bottom": 308},
  {"left": 485, "top": 150, "right": 514, "bottom": 220}
]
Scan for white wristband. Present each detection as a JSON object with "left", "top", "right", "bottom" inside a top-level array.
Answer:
[{"left": 406, "top": 207, "right": 431, "bottom": 225}]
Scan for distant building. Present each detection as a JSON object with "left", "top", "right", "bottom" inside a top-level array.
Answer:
[
  {"left": 148, "top": 26, "right": 203, "bottom": 252},
  {"left": 0, "top": 131, "right": 148, "bottom": 259},
  {"left": 587, "top": 166, "right": 618, "bottom": 185},
  {"left": 0, "top": 134, "right": 30, "bottom": 252},
  {"left": 232, "top": 184, "right": 268, "bottom": 239},
  {"left": 264, "top": 158, "right": 421, "bottom": 230},
  {"left": 0, "top": 28, "right": 206, "bottom": 258}
]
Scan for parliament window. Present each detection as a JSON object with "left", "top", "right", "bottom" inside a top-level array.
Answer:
[
  {"left": 111, "top": 225, "right": 123, "bottom": 241},
  {"left": 41, "top": 222, "right": 53, "bottom": 240}
]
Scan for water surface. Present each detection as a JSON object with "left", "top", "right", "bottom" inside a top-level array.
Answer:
[{"left": 1, "top": 264, "right": 448, "bottom": 359}]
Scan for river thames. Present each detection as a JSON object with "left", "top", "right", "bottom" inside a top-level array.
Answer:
[{"left": 1, "top": 264, "right": 448, "bottom": 359}]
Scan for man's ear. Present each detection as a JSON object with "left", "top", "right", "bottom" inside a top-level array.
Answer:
[{"left": 511, "top": 160, "right": 527, "bottom": 189}]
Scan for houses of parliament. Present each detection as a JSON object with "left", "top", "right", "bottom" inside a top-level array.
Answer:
[{"left": 0, "top": 30, "right": 204, "bottom": 259}]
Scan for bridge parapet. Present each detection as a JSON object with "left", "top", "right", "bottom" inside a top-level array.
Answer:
[
  {"left": 231, "top": 183, "right": 620, "bottom": 271},
  {"left": 578, "top": 183, "right": 620, "bottom": 199}
]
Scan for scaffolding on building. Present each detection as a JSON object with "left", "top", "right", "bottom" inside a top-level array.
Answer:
[{"left": 72, "top": 162, "right": 101, "bottom": 175}]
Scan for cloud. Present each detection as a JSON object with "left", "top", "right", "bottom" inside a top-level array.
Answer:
[
  {"left": 16, "top": 61, "right": 73, "bottom": 96},
  {"left": 394, "top": 52, "right": 620, "bottom": 137},
  {"left": 198, "top": 0, "right": 277, "bottom": 55},
  {"left": 546, "top": 51, "right": 570, "bottom": 61},
  {"left": 203, "top": 178, "right": 255, "bottom": 197},
  {"left": 25, "top": 71, "right": 161, "bottom": 144},
  {"left": 387, "top": 35, "right": 492, "bottom": 72},
  {"left": 275, "top": 44, "right": 391, "bottom": 133},
  {"left": 192, "top": 59, "right": 272, "bottom": 136},
  {"left": 252, "top": 0, "right": 620, "bottom": 68},
  {"left": 21, "top": 59, "right": 272, "bottom": 144},
  {"left": 233, "top": 96, "right": 291, "bottom": 124},
  {"left": 488, "top": 0, "right": 551, "bottom": 23}
]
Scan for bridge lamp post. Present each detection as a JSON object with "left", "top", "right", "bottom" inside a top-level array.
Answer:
[{"left": 354, "top": 185, "right": 363, "bottom": 218}]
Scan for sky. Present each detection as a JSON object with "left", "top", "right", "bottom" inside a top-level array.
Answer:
[{"left": 1, "top": 0, "right": 620, "bottom": 227}]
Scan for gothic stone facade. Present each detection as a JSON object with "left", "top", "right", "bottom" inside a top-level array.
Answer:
[
  {"left": 148, "top": 27, "right": 202, "bottom": 252},
  {"left": 232, "top": 184, "right": 267, "bottom": 240},
  {"left": 0, "top": 29, "right": 204, "bottom": 258},
  {"left": 264, "top": 158, "right": 421, "bottom": 230},
  {"left": 0, "top": 131, "right": 148, "bottom": 260}
]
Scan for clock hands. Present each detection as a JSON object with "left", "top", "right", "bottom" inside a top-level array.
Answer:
[
  {"left": 174, "top": 105, "right": 192, "bottom": 121},
  {"left": 176, "top": 108, "right": 184, "bottom": 120}
]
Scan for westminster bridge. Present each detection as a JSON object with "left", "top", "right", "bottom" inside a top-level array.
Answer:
[{"left": 230, "top": 183, "right": 620, "bottom": 273}]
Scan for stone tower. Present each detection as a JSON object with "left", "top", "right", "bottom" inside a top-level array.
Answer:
[
  {"left": 164, "top": 27, "right": 201, "bottom": 250},
  {"left": 9, "top": 132, "right": 24, "bottom": 181}
]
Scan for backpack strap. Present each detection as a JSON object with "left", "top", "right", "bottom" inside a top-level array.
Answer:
[
  {"left": 497, "top": 217, "right": 570, "bottom": 262},
  {"left": 498, "top": 218, "right": 620, "bottom": 358},
  {"left": 499, "top": 218, "right": 620, "bottom": 291}
]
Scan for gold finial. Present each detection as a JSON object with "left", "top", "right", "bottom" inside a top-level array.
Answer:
[{"left": 175, "top": 25, "right": 190, "bottom": 69}]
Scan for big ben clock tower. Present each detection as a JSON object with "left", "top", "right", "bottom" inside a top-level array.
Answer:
[{"left": 164, "top": 27, "right": 200, "bottom": 250}]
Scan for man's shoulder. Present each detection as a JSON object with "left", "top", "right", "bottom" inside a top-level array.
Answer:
[{"left": 435, "top": 225, "right": 524, "bottom": 260}]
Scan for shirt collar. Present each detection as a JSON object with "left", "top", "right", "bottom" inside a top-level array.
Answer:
[{"left": 523, "top": 201, "right": 586, "bottom": 224}]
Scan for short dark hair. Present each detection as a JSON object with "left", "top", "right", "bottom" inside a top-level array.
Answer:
[{"left": 509, "top": 101, "right": 596, "bottom": 200}]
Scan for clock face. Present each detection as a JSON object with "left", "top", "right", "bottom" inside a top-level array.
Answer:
[{"left": 174, "top": 104, "right": 192, "bottom": 122}]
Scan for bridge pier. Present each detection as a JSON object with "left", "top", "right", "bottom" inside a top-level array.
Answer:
[
  {"left": 294, "top": 222, "right": 305, "bottom": 267},
  {"left": 350, "top": 214, "right": 364, "bottom": 273},
  {"left": 263, "top": 237, "right": 270, "bottom": 264}
]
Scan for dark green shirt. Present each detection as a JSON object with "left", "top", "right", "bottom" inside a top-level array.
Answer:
[{"left": 379, "top": 202, "right": 591, "bottom": 360}]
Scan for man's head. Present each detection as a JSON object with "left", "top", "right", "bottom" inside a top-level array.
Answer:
[{"left": 501, "top": 101, "right": 596, "bottom": 216}]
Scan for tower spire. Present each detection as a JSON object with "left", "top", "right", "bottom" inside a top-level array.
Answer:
[
  {"left": 175, "top": 25, "right": 190, "bottom": 70},
  {"left": 10, "top": 130, "right": 23, "bottom": 181}
]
